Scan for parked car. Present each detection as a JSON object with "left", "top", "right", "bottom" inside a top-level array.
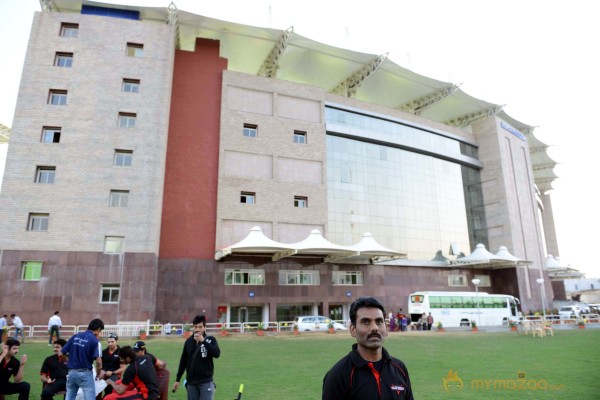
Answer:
[
  {"left": 558, "top": 306, "right": 581, "bottom": 318},
  {"left": 588, "top": 304, "right": 600, "bottom": 314},
  {"left": 293, "top": 316, "right": 347, "bottom": 331}
]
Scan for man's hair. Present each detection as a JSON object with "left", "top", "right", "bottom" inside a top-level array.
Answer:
[
  {"left": 54, "top": 338, "right": 67, "bottom": 347},
  {"left": 10, "top": 314, "right": 15, "bottom": 318},
  {"left": 5, "top": 338, "right": 20, "bottom": 349},
  {"left": 54, "top": 311, "right": 60, "bottom": 315},
  {"left": 119, "top": 345, "right": 136, "bottom": 361},
  {"left": 107, "top": 333, "right": 118, "bottom": 340},
  {"left": 192, "top": 315, "right": 206, "bottom": 326},
  {"left": 87, "top": 318, "right": 105, "bottom": 331},
  {"left": 349, "top": 296, "right": 385, "bottom": 325}
]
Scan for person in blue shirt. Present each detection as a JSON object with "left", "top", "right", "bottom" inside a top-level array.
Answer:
[{"left": 60, "top": 318, "right": 104, "bottom": 400}]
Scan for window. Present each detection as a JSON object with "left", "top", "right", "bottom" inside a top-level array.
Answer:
[
  {"left": 240, "top": 192, "right": 255, "bottom": 204},
  {"left": 279, "top": 270, "right": 320, "bottom": 285},
  {"left": 118, "top": 113, "right": 136, "bottom": 128},
  {"left": 109, "top": 190, "right": 129, "bottom": 207},
  {"left": 35, "top": 166, "right": 56, "bottom": 183},
  {"left": 122, "top": 79, "right": 140, "bottom": 93},
  {"left": 41, "top": 127, "right": 61, "bottom": 143},
  {"left": 60, "top": 23, "right": 79, "bottom": 37},
  {"left": 54, "top": 52, "right": 73, "bottom": 67},
  {"left": 294, "top": 196, "right": 308, "bottom": 208},
  {"left": 293, "top": 130, "right": 307, "bottom": 144},
  {"left": 114, "top": 150, "right": 133, "bottom": 166},
  {"left": 224, "top": 269, "right": 265, "bottom": 285},
  {"left": 100, "top": 284, "right": 120, "bottom": 304},
  {"left": 104, "top": 236, "right": 125, "bottom": 254},
  {"left": 21, "top": 261, "right": 42, "bottom": 281},
  {"left": 448, "top": 274, "right": 467, "bottom": 287},
  {"left": 474, "top": 274, "right": 491, "bottom": 287},
  {"left": 243, "top": 124, "right": 257, "bottom": 138},
  {"left": 126, "top": 43, "right": 144, "bottom": 57},
  {"left": 332, "top": 271, "right": 363, "bottom": 286},
  {"left": 48, "top": 90, "right": 68, "bottom": 105},
  {"left": 28, "top": 213, "right": 49, "bottom": 231}
]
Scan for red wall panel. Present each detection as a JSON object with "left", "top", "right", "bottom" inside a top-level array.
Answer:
[{"left": 160, "top": 39, "right": 227, "bottom": 258}]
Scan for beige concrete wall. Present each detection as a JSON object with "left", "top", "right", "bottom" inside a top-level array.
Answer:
[
  {"left": 0, "top": 11, "right": 175, "bottom": 253},
  {"left": 216, "top": 71, "right": 328, "bottom": 247}
]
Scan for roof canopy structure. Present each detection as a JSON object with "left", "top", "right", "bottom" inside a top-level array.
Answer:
[
  {"left": 214, "top": 226, "right": 294, "bottom": 261},
  {"left": 545, "top": 255, "right": 584, "bottom": 280},
  {"left": 448, "top": 243, "right": 530, "bottom": 269},
  {"left": 0, "top": 124, "right": 10, "bottom": 144},
  {"left": 215, "top": 227, "right": 404, "bottom": 264}
]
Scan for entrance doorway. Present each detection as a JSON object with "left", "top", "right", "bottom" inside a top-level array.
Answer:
[{"left": 329, "top": 305, "right": 344, "bottom": 321}]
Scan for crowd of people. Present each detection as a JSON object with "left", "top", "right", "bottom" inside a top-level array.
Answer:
[
  {"left": 0, "top": 313, "right": 221, "bottom": 400},
  {"left": 2, "top": 297, "right": 416, "bottom": 400},
  {"left": 387, "top": 310, "right": 434, "bottom": 331}
]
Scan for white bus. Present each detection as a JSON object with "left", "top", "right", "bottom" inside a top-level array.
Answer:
[{"left": 408, "top": 291, "right": 520, "bottom": 327}]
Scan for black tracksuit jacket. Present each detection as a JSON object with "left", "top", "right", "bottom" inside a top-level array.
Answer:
[
  {"left": 175, "top": 335, "right": 220, "bottom": 385},
  {"left": 322, "top": 344, "right": 414, "bottom": 399}
]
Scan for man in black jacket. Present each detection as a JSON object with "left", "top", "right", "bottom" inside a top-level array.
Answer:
[
  {"left": 322, "top": 297, "right": 414, "bottom": 399},
  {"left": 172, "top": 315, "right": 220, "bottom": 400}
]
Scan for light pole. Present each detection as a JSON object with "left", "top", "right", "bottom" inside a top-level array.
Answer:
[
  {"left": 537, "top": 278, "right": 546, "bottom": 321},
  {"left": 472, "top": 278, "right": 481, "bottom": 327}
]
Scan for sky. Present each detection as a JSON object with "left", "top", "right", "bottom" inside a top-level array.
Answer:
[{"left": 0, "top": 0, "right": 597, "bottom": 277}]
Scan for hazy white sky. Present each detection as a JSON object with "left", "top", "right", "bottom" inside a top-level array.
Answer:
[{"left": 1, "top": 0, "right": 597, "bottom": 277}]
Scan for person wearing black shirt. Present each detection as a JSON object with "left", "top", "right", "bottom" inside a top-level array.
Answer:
[
  {"left": 101, "top": 333, "right": 125, "bottom": 395},
  {"left": 40, "top": 339, "right": 69, "bottom": 400},
  {"left": 105, "top": 346, "right": 158, "bottom": 400},
  {"left": 323, "top": 297, "right": 414, "bottom": 399},
  {"left": 0, "top": 339, "right": 30, "bottom": 400}
]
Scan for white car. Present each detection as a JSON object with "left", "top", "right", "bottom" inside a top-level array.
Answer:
[
  {"left": 558, "top": 306, "right": 581, "bottom": 318},
  {"left": 293, "top": 316, "right": 347, "bottom": 331}
]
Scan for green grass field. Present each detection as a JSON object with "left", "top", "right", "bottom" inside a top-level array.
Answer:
[{"left": 9, "top": 329, "right": 600, "bottom": 399}]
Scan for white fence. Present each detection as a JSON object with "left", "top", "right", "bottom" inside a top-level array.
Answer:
[{"left": 4, "top": 320, "right": 350, "bottom": 340}]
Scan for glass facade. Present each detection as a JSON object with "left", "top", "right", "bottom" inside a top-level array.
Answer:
[{"left": 326, "top": 107, "right": 487, "bottom": 260}]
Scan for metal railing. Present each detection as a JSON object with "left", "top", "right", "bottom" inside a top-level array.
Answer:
[{"left": 3, "top": 320, "right": 351, "bottom": 339}]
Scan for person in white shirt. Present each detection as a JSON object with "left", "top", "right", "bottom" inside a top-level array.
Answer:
[
  {"left": 10, "top": 314, "right": 25, "bottom": 343},
  {"left": 0, "top": 315, "right": 7, "bottom": 342},
  {"left": 48, "top": 311, "right": 62, "bottom": 345}
]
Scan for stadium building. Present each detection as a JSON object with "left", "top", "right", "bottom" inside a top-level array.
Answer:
[{"left": 0, "top": 0, "right": 563, "bottom": 324}]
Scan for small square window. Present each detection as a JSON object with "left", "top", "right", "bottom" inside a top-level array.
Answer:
[
  {"left": 241, "top": 192, "right": 255, "bottom": 204},
  {"left": 114, "top": 150, "right": 133, "bottom": 166},
  {"left": 21, "top": 261, "right": 42, "bottom": 281},
  {"left": 104, "top": 236, "right": 125, "bottom": 254},
  {"left": 35, "top": 166, "right": 56, "bottom": 183},
  {"left": 109, "top": 190, "right": 129, "bottom": 207},
  {"left": 294, "top": 196, "right": 308, "bottom": 208},
  {"left": 28, "top": 213, "right": 49, "bottom": 231},
  {"left": 100, "top": 284, "right": 120, "bottom": 304},
  {"left": 54, "top": 52, "right": 73, "bottom": 67},
  {"left": 293, "top": 130, "right": 307, "bottom": 144},
  {"left": 243, "top": 124, "right": 257, "bottom": 138},
  {"left": 41, "top": 127, "right": 61, "bottom": 143},
  {"left": 60, "top": 23, "right": 79, "bottom": 37},
  {"left": 126, "top": 43, "right": 144, "bottom": 57},
  {"left": 118, "top": 113, "right": 136, "bottom": 128},
  {"left": 122, "top": 79, "right": 140, "bottom": 93},
  {"left": 48, "top": 90, "right": 68, "bottom": 105}
]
